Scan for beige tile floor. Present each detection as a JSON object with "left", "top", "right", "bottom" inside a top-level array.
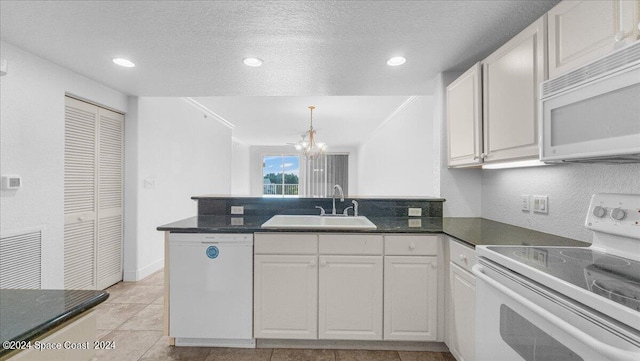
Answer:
[{"left": 96, "top": 270, "right": 456, "bottom": 361}]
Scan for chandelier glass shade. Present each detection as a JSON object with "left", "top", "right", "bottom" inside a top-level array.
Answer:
[{"left": 295, "top": 105, "right": 327, "bottom": 159}]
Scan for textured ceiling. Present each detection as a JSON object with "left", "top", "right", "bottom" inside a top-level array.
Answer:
[{"left": 0, "top": 0, "right": 560, "bottom": 96}]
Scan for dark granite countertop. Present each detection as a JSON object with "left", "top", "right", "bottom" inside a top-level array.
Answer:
[
  {"left": 443, "top": 218, "right": 590, "bottom": 248},
  {"left": 0, "top": 289, "right": 109, "bottom": 356},
  {"left": 157, "top": 215, "right": 443, "bottom": 233},
  {"left": 158, "top": 216, "right": 590, "bottom": 248}
]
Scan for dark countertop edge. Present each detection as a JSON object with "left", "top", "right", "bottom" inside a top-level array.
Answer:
[
  {"left": 0, "top": 291, "right": 109, "bottom": 356},
  {"left": 157, "top": 216, "right": 591, "bottom": 249},
  {"left": 190, "top": 195, "right": 446, "bottom": 202},
  {"left": 157, "top": 227, "right": 444, "bottom": 234}
]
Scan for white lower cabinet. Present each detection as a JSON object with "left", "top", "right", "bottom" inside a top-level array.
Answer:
[
  {"left": 447, "top": 238, "right": 476, "bottom": 361},
  {"left": 253, "top": 233, "right": 318, "bottom": 339},
  {"left": 254, "top": 255, "right": 318, "bottom": 339},
  {"left": 254, "top": 233, "right": 442, "bottom": 343},
  {"left": 384, "top": 256, "right": 438, "bottom": 341},
  {"left": 318, "top": 255, "right": 383, "bottom": 340}
]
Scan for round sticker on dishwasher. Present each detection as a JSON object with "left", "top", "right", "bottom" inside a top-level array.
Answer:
[{"left": 206, "top": 245, "right": 219, "bottom": 259}]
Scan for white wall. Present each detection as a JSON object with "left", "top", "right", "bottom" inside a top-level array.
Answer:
[
  {"left": 231, "top": 138, "right": 251, "bottom": 196},
  {"left": 124, "top": 97, "right": 232, "bottom": 281},
  {"left": 357, "top": 96, "right": 437, "bottom": 197},
  {"left": 433, "top": 72, "right": 482, "bottom": 217},
  {"left": 0, "top": 41, "right": 128, "bottom": 288},
  {"left": 481, "top": 163, "right": 640, "bottom": 242}
]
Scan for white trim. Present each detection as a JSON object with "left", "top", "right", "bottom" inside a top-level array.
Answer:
[
  {"left": 124, "top": 258, "right": 164, "bottom": 282},
  {"left": 360, "top": 96, "right": 418, "bottom": 144},
  {"left": 182, "top": 97, "right": 235, "bottom": 129}
]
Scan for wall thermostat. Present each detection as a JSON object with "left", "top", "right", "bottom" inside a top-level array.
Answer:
[{"left": 2, "top": 175, "right": 22, "bottom": 190}]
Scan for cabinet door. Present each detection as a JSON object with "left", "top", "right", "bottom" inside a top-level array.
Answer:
[
  {"left": 482, "top": 15, "right": 546, "bottom": 163},
  {"left": 254, "top": 255, "right": 318, "bottom": 339},
  {"left": 548, "top": 0, "right": 639, "bottom": 78},
  {"left": 449, "top": 262, "right": 476, "bottom": 361},
  {"left": 447, "top": 63, "right": 483, "bottom": 167},
  {"left": 318, "top": 256, "right": 383, "bottom": 340},
  {"left": 384, "top": 256, "right": 438, "bottom": 341}
]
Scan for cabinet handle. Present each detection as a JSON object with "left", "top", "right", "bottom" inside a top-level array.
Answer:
[
  {"left": 473, "top": 155, "right": 479, "bottom": 160},
  {"left": 409, "top": 243, "right": 416, "bottom": 250},
  {"left": 309, "top": 260, "right": 316, "bottom": 268},
  {"left": 320, "top": 259, "right": 327, "bottom": 267},
  {"left": 459, "top": 254, "right": 467, "bottom": 262},
  {"left": 480, "top": 153, "right": 487, "bottom": 159},
  {"left": 614, "top": 31, "right": 626, "bottom": 42}
]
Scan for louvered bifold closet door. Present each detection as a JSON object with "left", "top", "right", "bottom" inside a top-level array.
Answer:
[
  {"left": 64, "top": 97, "right": 97, "bottom": 289},
  {"left": 97, "top": 108, "right": 124, "bottom": 289}
]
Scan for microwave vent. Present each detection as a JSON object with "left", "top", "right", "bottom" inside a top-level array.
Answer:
[{"left": 542, "top": 42, "right": 640, "bottom": 98}]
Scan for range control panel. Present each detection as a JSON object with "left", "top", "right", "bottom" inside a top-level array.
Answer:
[{"left": 586, "top": 193, "right": 640, "bottom": 238}]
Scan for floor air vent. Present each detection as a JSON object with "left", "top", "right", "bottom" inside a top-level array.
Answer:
[{"left": 0, "top": 229, "right": 42, "bottom": 289}]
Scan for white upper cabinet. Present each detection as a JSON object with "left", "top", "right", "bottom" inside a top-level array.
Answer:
[
  {"left": 482, "top": 15, "right": 547, "bottom": 163},
  {"left": 447, "top": 63, "right": 483, "bottom": 167},
  {"left": 548, "top": 0, "right": 640, "bottom": 79}
]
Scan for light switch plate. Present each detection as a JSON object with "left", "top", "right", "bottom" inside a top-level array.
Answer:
[
  {"left": 408, "top": 208, "right": 422, "bottom": 217},
  {"left": 522, "top": 195, "right": 530, "bottom": 212},
  {"left": 532, "top": 195, "right": 549, "bottom": 214},
  {"left": 231, "top": 206, "right": 244, "bottom": 215}
]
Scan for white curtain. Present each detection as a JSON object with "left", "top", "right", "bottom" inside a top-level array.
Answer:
[{"left": 302, "top": 154, "right": 349, "bottom": 197}]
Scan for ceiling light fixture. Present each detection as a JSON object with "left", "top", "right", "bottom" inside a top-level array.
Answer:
[
  {"left": 112, "top": 58, "right": 135, "bottom": 68},
  {"left": 294, "top": 106, "right": 327, "bottom": 159},
  {"left": 386, "top": 56, "right": 407, "bottom": 66},
  {"left": 243, "top": 57, "right": 263, "bottom": 67}
]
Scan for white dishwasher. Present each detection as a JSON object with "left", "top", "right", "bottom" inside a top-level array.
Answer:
[{"left": 169, "top": 233, "right": 254, "bottom": 347}]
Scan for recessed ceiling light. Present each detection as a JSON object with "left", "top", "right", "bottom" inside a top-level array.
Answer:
[
  {"left": 243, "top": 58, "right": 263, "bottom": 67},
  {"left": 112, "top": 58, "right": 135, "bottom": 68},
  {"left": 387, "top": 56, "right": 407, "bottom": 66}
]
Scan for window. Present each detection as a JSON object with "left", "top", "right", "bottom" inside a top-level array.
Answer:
[{"left": 262, "top": 155, "right": 300, "bottom": 197}]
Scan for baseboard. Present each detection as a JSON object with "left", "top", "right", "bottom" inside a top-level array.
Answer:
[
  {"left": 256, "top": 339, "right": 449, "bottom": 352},
  {"left": 175, "top": 338, "right": 255, "bottom": 348},
  {"left": 123, "top": 258, "right": 163, "bottom": 281}
]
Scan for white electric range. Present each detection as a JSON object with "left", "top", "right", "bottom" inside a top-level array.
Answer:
[{"left": 474, "top": 193, "right": 640, "bottom": 361}]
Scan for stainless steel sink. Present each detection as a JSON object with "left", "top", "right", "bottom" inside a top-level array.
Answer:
[{"left": 261, "top": 215, "right": 377, "bottom": 230}]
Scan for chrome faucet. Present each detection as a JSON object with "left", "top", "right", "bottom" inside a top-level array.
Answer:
[{"left": 331, "top": 184, "right": 344, "bottom": 215}]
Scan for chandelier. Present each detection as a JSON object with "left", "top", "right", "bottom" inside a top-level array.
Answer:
[{"left": 294, "top": 105, "right": 327, "bottom": 159}]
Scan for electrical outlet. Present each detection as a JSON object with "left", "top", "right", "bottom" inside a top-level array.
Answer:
[
  {"left": 408, "top": 208, "right": 422, "bottom": 217},
  {"left": 532, "top": 195, "right": 549, "bottom": 214},
  {"left": 522, "top": 195, "right": 530, "bottom": 212},
  {"left": 231, "top": 206, "right": 244, "bottom": 215}
]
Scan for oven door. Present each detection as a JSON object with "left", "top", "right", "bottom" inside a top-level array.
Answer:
[{"left": 473, "top": 259, "right": 640, "bottom": 361}]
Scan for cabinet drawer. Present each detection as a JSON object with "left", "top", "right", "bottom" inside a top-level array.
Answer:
[
  {"left": 384, "top": 235, "right": 439, "bottom": 256},
  {"left": 449, "top": 237, "right": 476, "bottom": 273},
  {"left": 255, "top": 233, "right": 318, "bottom": 254},
  {"left": 319, "top": 234, "right": 383, "bottom": 255}
]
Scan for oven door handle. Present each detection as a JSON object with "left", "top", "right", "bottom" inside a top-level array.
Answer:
[{"left": 473, "top": 264, "right": 640, "bottom": 361}]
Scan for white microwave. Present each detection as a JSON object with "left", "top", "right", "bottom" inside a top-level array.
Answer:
[{"left": 540, "top": 42, "right": 640, "bottom": 163}]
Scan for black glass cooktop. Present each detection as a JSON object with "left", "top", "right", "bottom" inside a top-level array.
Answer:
[{"left": 487, "top": 246, "right": 640, "bottom": 313}]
